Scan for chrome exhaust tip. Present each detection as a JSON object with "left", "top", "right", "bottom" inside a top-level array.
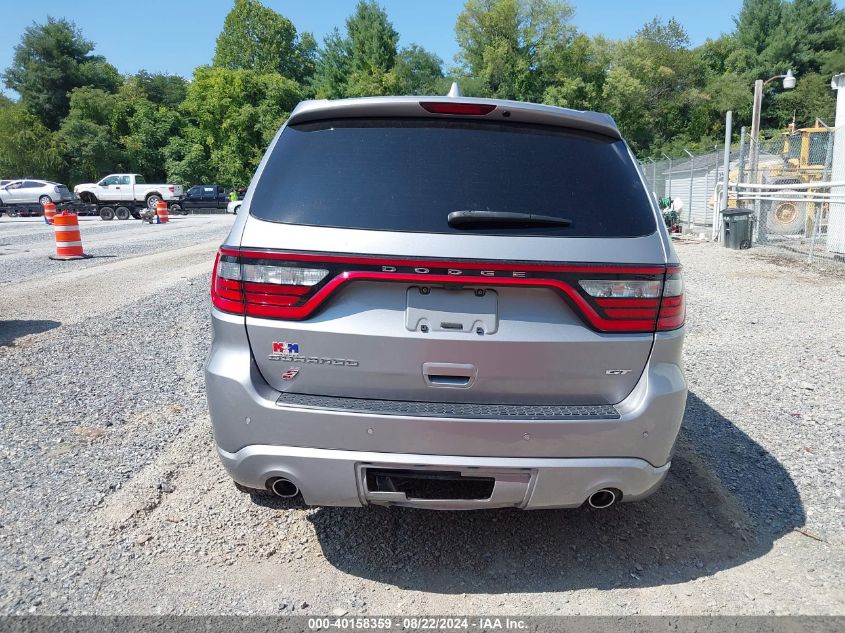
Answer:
[
  {"left": 587, "top": 488, "right": 618, "bottom": 509},
  {"left": 269, "top": 477, "right": 300, "bottom": 498}
]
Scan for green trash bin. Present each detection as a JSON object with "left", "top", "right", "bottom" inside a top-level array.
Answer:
[{"left": 722, "top": 208, "right": 754, "bottom": 249}]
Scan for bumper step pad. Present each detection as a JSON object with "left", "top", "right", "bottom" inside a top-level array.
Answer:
[{"left": 276, "top": 392, "right": 619, "bottom": 420}]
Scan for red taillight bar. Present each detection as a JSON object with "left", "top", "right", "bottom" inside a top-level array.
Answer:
[{"left": 212, "top": 248, "right": 685, "bottom": 333}]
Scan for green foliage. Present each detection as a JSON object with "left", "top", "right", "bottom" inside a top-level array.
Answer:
[
  {"left": 166, "top": 66, "right": 303, "bottom": 187},
  {"left": 213, "top": 0, "right": 311, "bottom": 82},
  {"left": 0, "top": 104, "right": 65, "bottom": 180},
  {"left": 347, "top": 1, "right": 399, "bottom": 75},
  {"left": 393, "top": 45, "right": 445, "bottom": 95},
  {"left": 313, "top": 1, "right": 417, "bottom": 98},
  {"left": 56, "top": 87, "right": 125, "bottom": 183},
  {"left": 455, "top": 0, "right": 576, "bottom": 101},
  {"left": 128, "top": 71, "right": 189, "bottom": 109},
  {"left": 312, "top": 29, "right": 354, "bottom": 99},
  {"left": 3, "top": 17, "right": 120, "bottom": 130}
]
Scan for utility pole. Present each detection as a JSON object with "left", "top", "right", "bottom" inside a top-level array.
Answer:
[{"left": 716, "top": 111, "right": 732, "bottom": 241}]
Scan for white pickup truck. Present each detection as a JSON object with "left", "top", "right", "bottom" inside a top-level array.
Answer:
[{"left": 74, "top": 174, "right": 184, "bottom": 209}]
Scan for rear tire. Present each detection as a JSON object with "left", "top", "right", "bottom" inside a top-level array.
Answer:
[
  {"left": 130, "top": 210, "right": 141, "bottom": 219},
  {"left": 765, "top": 178, "right": 805, "bottom": 235},
  {"left": 115, "top": 206, "right": 131, "bottom": 220},
  {"left": 169, "top": 203, "right": 185, "bottom": 215},
  {"left": 7, "top": 209, "right": 19, "bottom": 218},
  {"left": 39, "top": 195, "right": 52, "bottom": 206},
  {"left": 99, "top": 206, "right": 115, "bottom": 221},
  {"left": 145, "top": 194, "right": 161, "bottom": 210}
]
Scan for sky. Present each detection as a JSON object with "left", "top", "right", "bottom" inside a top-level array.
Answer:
[{"left": 0, "top": 0, "right": 746, "bottom": 88}]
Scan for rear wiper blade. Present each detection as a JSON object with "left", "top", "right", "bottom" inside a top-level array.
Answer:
[{"left": 447, "top": 210, "right": 572, "bottom": 229}]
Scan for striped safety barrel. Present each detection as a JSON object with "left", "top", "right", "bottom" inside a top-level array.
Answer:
[
  {"left": 155, "top": 200, "right": 169, "bottom": 224},
  {"left": 51, "top": 211, "right": 87, "bottom": 260},
  {"left": 43, "top": 201, "right": 57, "bottom": 225}
]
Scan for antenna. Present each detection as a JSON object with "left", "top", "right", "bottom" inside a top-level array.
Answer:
[{"left": 447, "top": 82, "right": 462, "bottom": 98}]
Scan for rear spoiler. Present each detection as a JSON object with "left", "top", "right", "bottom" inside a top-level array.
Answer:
[{"left": 286, "top": 96, "right": 622, "bottom": 140}]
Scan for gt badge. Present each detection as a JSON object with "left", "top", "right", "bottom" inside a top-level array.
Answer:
[{"left": 282, "top": 368, "right": 300, "bottom": 381}]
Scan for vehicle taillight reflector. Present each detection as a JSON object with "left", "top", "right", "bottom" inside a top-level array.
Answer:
[
  {"left": 419, "top": 102, "right": 496, "bottom": 115},
  {"left": 656, "top": 266, "right": 684, "bottom": 331}
]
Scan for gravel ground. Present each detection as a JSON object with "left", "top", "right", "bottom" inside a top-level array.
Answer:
[
  {"left": 0, "top": 215, "right": 234, "bottom": 285},
  {"left": 0, "top": 226, "right": 842, "bottom": 616}
]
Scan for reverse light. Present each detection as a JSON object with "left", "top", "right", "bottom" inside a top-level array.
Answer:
[
  {"left": 242, "top": 263, "right": 328, "bottom": 286},
  {"left": 419, "top": 102, "right": 496, "bottom": 116},
  {"left": 579, "top": 280, "right": 661, "bottom": 299}
]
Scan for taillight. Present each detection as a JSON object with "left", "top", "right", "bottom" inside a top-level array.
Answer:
[
  {"left": 168, "top": 186, "right": 176, "bottom": 193},
  {"left": 211, "top": 251, "right": 244, "bottom": 314},
  {"left": 211, "top": 247, "right": 684, "bottom": 333},
  {"left": 657, "top": 265, "right": 685, "bottom": 331},
  {"left": 419, "top": 102, "right": 496, "bottom": 115},
  {"left": 211, "top": 248, "right": 329, "bottom": 318}
]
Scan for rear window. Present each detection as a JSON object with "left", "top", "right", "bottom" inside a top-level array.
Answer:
[{"left": 250, "top": 118, "right": 656, "bottom": 237}]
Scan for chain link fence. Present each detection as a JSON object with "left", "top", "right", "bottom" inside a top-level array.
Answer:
[{"left": 641, "top": 123, "right": 845, "bottom": 270}]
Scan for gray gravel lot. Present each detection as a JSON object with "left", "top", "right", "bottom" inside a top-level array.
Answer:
[
  {"left": 0, "top": 222, "right": 842, "bottom": 616},
  {"left": 0, "top": 215, "right": 233, "bottom": 285}
]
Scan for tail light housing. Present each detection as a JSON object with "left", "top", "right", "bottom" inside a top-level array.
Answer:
[
  {"left": 212, "top": 248, "right": 685, "bottom": 333},
  {"left": 168, "top": 186, "right": 176, "bottom": 193}
]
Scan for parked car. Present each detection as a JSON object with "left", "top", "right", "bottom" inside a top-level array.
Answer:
[
  {"left": 205, "top": 91, "right": 687, "bottom": 511},
  {"left": 74, "top": 174, "right": 184, "bottom": 209},
  {"left": 182, "top": 184, "right": 229, "bottom": 210},
  {"left": 0, "top": 179, "right": 73, "bottom": 206}
]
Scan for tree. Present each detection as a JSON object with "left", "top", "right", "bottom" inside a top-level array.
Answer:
[
  {"left": 3, "top": 17, "right": 119, "bottom": 129},
  {"left": 56, "top": 87, "right": 125, "bottom": 183},
  {"left": 735, "top": 0, "right": 784, "bottom": 59},
  {"left": 312, "top": 28, "right": 353, "bottom": 98},
  {"left": 0, "top": 104, "right": 64, "bottom": 181},
  {"left": 166, "top": 66, "right": 303, "bottom": 186},
  {"left": 213, "top": 0, "right": 314, "bottom": 83},
  {"left": 347, "top": 1, "right": 399, "bottom": 75},
  {"left": 455, "top": 0, "right": 576, "bottom": 101},
  {"left": 393, "top": 45, "right": 444, "bottom": 95},
  {"left": 128, "top": 71, "right": 189, "bottom": 109},
  {"left": 602, "top": 18, "right": 708, "bottom": 152},
  {"left": 541, "top": 34, "right": 611, "bottom": 110},
  {"left": 312, "top": 2, "right": 402, "bottom": 98}
]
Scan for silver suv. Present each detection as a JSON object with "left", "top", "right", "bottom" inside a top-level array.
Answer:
[{"left": 205, "top": 92, "right": 686, "bottom": 510}]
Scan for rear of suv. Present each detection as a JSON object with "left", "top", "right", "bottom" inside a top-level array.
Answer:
[{"left": 205, "top": 92, "right": 687, "bottom": 510}]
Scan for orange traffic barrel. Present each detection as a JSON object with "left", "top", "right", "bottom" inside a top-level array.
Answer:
[
  {"left": 155, "top": 200, "right": 169, "bottom": 224},
  {"left": 49, "top": 211, "right": 90, "bottom": 260},
  {"left": 43, "top": 201, "right": 57, "bottom": 225}
]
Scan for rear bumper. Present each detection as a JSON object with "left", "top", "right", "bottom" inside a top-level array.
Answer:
[
  {"left": 218, "top": 444, "right": 670, "bottom": 509},
  {"left": 205, "top": 308, "right": 686, "bottom": 508}
]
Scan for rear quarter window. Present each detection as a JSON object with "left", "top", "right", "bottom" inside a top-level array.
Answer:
[{"left": 250, "top": 118, "right": 656, "bottom": 238}]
